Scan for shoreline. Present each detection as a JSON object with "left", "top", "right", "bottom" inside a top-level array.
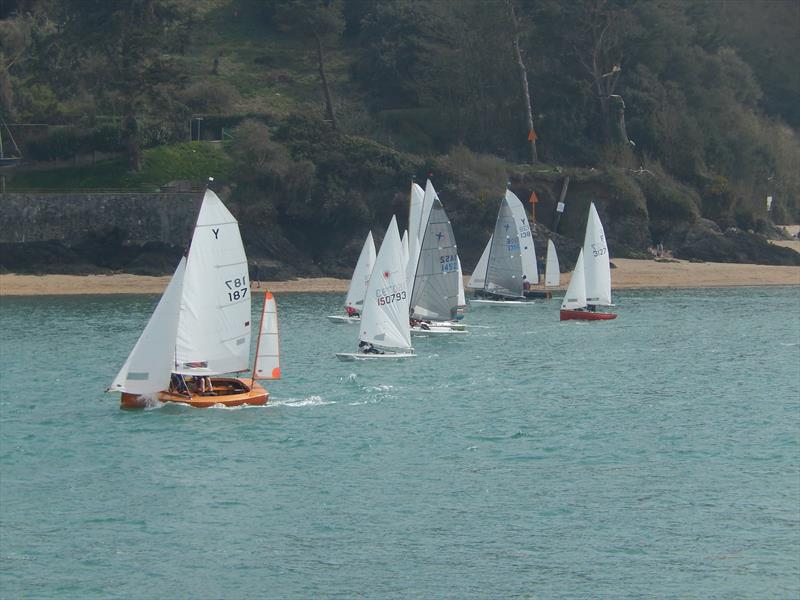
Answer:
[{"left": 1, "top": 258, "right": 798, "bottom": 296}]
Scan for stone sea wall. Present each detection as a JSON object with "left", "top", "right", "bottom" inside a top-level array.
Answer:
[{"left": 0, "top": 192, "right": 203, "bottom": 245}]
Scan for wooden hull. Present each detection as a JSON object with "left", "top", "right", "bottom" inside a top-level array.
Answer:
[
  {"left": 560, "top": 309, "right": 617, "bottom": 321},
  {"left": 120, "top": 377, "right": 269, "bottom": 409}
]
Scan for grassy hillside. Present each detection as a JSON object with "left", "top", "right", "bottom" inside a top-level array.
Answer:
[{"left": 8, "top": 143, "right": 234, "bottom": 191}]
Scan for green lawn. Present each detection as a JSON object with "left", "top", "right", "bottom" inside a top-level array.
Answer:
[{"left": 6, "top": 142, "right": 234, "bottom": 191}]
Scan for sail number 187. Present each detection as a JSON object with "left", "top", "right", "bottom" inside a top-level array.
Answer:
[{"left": 225, "top": 276, "right": 248, "bottom": 302}]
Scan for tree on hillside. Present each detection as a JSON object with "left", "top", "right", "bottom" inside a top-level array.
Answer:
[
  {"left": 535, "top": 0, "right": 636, "bottom": 154},
  {"left": 275, "top": 0, "right": 344, "bottom": 131},
  {"left": 59, "top": 0, "right": 191, "bottom": 171},
  {"left": 506, "top": 0, "right": 538, "bottom": 164}
]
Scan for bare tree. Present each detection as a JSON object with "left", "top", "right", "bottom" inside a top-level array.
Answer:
[{"left": 506, "top": 0, "right": 538, "bottom": 163}]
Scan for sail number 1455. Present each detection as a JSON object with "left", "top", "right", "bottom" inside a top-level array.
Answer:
[{"left": 225, "top": 276, "right": 248, "bottom": 302}]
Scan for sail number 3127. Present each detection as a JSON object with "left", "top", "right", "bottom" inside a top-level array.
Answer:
[{"left": 225, "top": 276, "right": 248, "bottom": 302}]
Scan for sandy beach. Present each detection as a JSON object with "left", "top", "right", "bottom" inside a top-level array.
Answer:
[{"left": 1, "top": 258, "right": 798, "bottom": 296}]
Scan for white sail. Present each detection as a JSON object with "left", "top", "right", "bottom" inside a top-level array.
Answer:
[
  {"left": 561, "top": 250, "right": 587, "bottom": 310},
  {"left": 467, "top": 237, "right": 491, "bottom": 289},
  {"left": 456, "top": 256, "right": 466, "bottom": 306},
  {"left": 406, "top": 180, "right": 437, "bottom": 293},
  {"left": 583, "top": 202, "right": 612, "bottom": 305},
  {"left": 253, "top": 291, "right": 281, "bottom": 380},
  {"left": 359, "top": 216, "right": 412, "bottom": 351},
  {"left": 409, "top": 194, "right": 460, "bottom": 321},
  {"left": 109, "top": 257, "right": 187, "bottom": 394},
  {"left": 401, "top": 229, "right": 410, "bottom": 277},
  {"left": 175, "top": 188, "right": 252, "bottom": 375},
  {"left": 485, "top": 195, "right": 524, "bottom": 297},
  {"left": 505, "top": 190, "right": 539, "bottom": 284},
  {"left": 545, "top": 239, "right": 560, "bottom": 287},
  {"left": 345, "top": 231, "right": 376, "bottom": 313},
  {"left": 407, "top": 181, "right": 425, "bottom": 262}
]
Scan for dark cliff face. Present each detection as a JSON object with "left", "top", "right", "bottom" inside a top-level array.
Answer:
[{"left": 1, "top": 169, "right": 797, "bottom": 278}]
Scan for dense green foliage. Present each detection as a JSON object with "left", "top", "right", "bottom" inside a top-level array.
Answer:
[{"left": 1, "top": 0, "right": 798, "bottom": 252}]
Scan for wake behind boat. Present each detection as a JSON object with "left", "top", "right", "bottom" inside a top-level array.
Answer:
[{"left": 108, "top": 187, "right": 281, "bottom": 408}]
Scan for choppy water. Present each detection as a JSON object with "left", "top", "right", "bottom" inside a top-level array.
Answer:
[{"left": 1, "top": 287, "right": 798, "bottom": 599}]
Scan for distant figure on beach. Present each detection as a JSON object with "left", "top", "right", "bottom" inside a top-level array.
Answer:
[{"left": 657, "top": 242, "right": 664, "bottom": 257}]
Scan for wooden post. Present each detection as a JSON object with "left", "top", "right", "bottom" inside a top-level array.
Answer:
[
  {"left": 553, "top": 176, "right": 570, "bottom": 233},
  {"left": 528, "top": 191, "right": 538, "bottom": 223}
]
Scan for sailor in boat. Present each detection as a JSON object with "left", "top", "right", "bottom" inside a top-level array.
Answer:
[
  {"left": 359, "top": 341, "right": 384, "bottom": 355},
  {"left": 198, "top": 376, "right": 215, "bottom": 395},
  {"left": 410, "top": 318, "right": 431, "bottom": 331},
  {"left": 346, "top": 306, "right": 360, "bottom": 318},
  {"left": 522, "top": 275, "right": 531, "bottom": 292},
  {"left": 170, "top": 373, "right": 190, "bottom": 395}
]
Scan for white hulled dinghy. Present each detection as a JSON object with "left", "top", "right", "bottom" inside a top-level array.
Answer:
[
  {"left": 108, "top": 187, "right": 281, "bottom": 408},
  {"left": 407, "top": 179, "right": 466, "bottom": 335},
  {"left": 470, "top": 190, "right": 537, "bottom": 306},
  {"left": 336, "top": 215, "right": 416, "bottom": 361},
  {"left": 327, "top": 231, "right": 375, "bottom": 324}
]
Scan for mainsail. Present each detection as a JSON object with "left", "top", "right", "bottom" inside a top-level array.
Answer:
[
  {"left": 583, "top": 202, "right": 612, "bottom": 305},
  {"left": 359, "top": 216, "right": 412, "bottom": 351},
  {"left": 485, "top": 196, "right": 524, "bottom": 298},
  {"left": 345, "top": 231, "right": 376, "bottom": 313},
  {"left": 175, "top": 188, "right": 252, "bottom": 375},
  {"left": 409, "top": 192, "right": 460, "bottom": 320},
  {"left": 505, "top": 190, "right": 538, "bottom": 284}
]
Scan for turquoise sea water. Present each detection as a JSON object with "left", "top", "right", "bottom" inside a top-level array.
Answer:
[{"left": 1, "top": 287, "right": 798, "bottom": 599}]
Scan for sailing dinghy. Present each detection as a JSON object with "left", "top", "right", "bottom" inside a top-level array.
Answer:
[
  {"left": 470, "top": 190, "right": 537, "bottom": 306},
  {"left": 336, "top": 216, "right": 416, "bottom": 361},
  {"left": 560, "top": 202, "right": 617, "bottom": 321},
  {"left": 108, "top": 188, "right": 281, "bottom": 408},
  {"left": 407, "top": 179, "right": 466, "bottom": 335},
  {"left": 327, "top": 231, "right": 375, "bottom": 324}
]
